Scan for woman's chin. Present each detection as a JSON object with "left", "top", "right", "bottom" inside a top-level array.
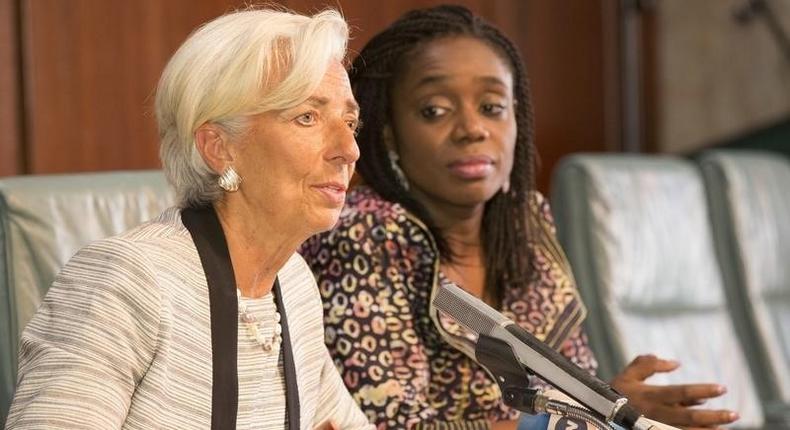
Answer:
[
  {"left": 304, "top": 210, "right": 342, "bottom": 235},
  {"left": 447, "top": 185, "right": 502, "bottom": 206}
]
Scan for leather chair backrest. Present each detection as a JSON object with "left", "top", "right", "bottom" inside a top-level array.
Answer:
[
  {"left": 551, "top": 154, "right": 763, "bottom": 429},
  {"left": 701, "top": 150, "right": 790, "bottom": 427},
  {"left": 0, "top": 170, "right": 174, "bottom": 425}
]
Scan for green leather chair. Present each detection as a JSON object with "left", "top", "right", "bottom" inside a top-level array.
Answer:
[
  {"left": 0, "top": 171, "right": 174, "bottom": 425},
  {"left": 701, "top": 150, "right": 790, "bottom": 428},
  {"left": 550, "top": 154, "right": 764, "bottom": 429}
]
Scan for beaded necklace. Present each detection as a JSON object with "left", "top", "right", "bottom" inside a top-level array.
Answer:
[{"left": 237, "top": 288, "right": 283, "bottom": 352}]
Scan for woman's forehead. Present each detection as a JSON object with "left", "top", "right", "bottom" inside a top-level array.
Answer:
[
  {"left": 396, "top": 37, "right": 513, "bottom": 91},
  {"left": 307, "top": 61, "right": 358, "bottom": 111}
]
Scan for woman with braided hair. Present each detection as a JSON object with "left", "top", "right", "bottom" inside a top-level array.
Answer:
[{"left": 301, "top": 5, "right": 737, "bottom": 430}]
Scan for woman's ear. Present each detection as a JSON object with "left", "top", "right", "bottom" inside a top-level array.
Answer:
[{"left": 195, "top": 124, "right": 232, "bottom": 174}]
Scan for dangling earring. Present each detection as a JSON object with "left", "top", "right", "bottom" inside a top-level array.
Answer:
[
  {"left": 218, "top": 166, "right": 241, "bottom": 192},
  {"left": 388, "top": 149, "right": 410, "bottom": 191},
  {"left": 501, "top": 180, "right": 511, "bottom": 194}
]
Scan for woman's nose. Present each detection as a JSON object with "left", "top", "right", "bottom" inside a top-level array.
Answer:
[
  {"left": 329, "top": 124, "right": 360, "bottom": 164},
  {"left": 451, "top": 108, "right": 490, "bottom": 143}
]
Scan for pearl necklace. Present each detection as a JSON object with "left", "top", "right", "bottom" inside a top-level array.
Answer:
[{"left": 237, "top": 288, "right": 283, "bottom": 352}]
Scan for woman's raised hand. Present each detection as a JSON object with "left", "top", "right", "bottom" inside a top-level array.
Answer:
[{"left": 611, "top": 355, "right": 739, "bottom": 430}]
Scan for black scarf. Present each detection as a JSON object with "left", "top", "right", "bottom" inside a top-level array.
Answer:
[{"left": 182, "top": 206, "right": 300, "bottom": 430}]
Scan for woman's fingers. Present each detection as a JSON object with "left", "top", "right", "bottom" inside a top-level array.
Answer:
[
  {"left": 626, "top": 387, "right": 738, "bottom": 428},
  {"left": 678, "top": 398, "right": 707, "bottom": 407},
  {"left": 618, "top": 354, "right": 681, "bottom": 381},
  {"left": 612, "top": 354, "right": 739, "bottom": 428},
  {"left": 643, "top": 399, "right": 738, "bottom": 427},
  {"left": 649, "top": 383, "right": 727, "bottom": 404},
  {"left": 659, "top": 405, "right": 739, "bottom": 428}
]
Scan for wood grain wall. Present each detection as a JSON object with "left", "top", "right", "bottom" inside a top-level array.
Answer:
[
  {"left": 0, "top": 0, "right": 619, "bottom": 192},
  {"left": 0, "top": 0, "right": 22, "bottom": 176}
]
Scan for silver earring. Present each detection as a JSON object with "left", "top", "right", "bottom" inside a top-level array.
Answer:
[
  {"left": 218, "top": 166, "right": 241, "bottom": 192},
  {"left": 388, "top": 150, "right": 409, "bottom": 191}
]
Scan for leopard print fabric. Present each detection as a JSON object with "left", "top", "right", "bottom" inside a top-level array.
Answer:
[{"left": 301, "top": 186, "right": 597, "bottom": 429}]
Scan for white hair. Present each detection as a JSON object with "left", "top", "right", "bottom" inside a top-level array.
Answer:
[{"left": 155, "top": 7, "right": 349, "bottom": 207}]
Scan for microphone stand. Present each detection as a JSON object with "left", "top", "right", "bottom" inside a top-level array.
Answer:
[{"left": 477, "top": 335, "right": 614, "bottom": 430}]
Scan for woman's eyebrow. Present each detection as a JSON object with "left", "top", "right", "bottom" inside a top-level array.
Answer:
[
  {"left": 413, "top": 74, "right": 510, "bottom": 90},
  {"left": 304, "top": 96, "right": 359, "bottom": 114},
  {"left": 305, "top": 96, "right": 330, "bottom": 107}
]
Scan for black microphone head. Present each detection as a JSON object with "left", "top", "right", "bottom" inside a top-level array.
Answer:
[{"left": 432, "top": 282, "right": 511, "bottom": 337}]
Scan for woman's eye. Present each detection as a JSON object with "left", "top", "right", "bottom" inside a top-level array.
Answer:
[
  {"left": 296, "top": 112, "right": 317, "bottom": 126},
  {"left": 347, "top": 119, "right": 362, "bottom": 136},
  {"left": 482, "top": 103, "right": 506, "bottom": 115},
  {"left": 420, "top": 106, "right": 448, "bottom": 119}
]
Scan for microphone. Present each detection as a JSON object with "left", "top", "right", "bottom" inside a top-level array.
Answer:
[
  {"left": 432, "top": 282, "right": 677, "bottom": 430},
  {"left": 548, "top": 415, "right": 591, "bottom": 430}
]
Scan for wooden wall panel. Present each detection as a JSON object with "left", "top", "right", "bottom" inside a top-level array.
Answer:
[
  {"left": 522, "top": 1, "right": 612, "bottom": 190},
  {"left": 20, "top": 0, "right": 250, "bottom": 174},
  {"left": 0, "top": 0, "right": 22, "bottom": 176},
  {"left": 15, "top": 0, "right": 614, "bottom": 192},
  {"left": 283, "top": 0, "right": 526, "bottom": 54}
]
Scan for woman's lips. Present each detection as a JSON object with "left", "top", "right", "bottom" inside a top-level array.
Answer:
[
  {"left": 312, "top": 182, "right": 347, "bottom": 206},
  {"left": 447, "top": 157, "right": 495, "bottom": 179}
]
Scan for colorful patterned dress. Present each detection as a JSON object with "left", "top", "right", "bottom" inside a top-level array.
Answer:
[{"left": 301, "top": 186, "right": 597, "bottom": 429}]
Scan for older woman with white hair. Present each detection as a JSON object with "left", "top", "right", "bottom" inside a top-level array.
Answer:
[{"left": 6, "top": 7, "right": 371, "bottom": 430}]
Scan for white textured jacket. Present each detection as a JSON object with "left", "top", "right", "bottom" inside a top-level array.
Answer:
[{"left": 6, "top": 207, "right": 372, "bottom": 430}]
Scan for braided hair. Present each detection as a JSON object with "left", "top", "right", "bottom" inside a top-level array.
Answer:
[{"left": 350, "top": 5, "right": 537, "bottom": 305}]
